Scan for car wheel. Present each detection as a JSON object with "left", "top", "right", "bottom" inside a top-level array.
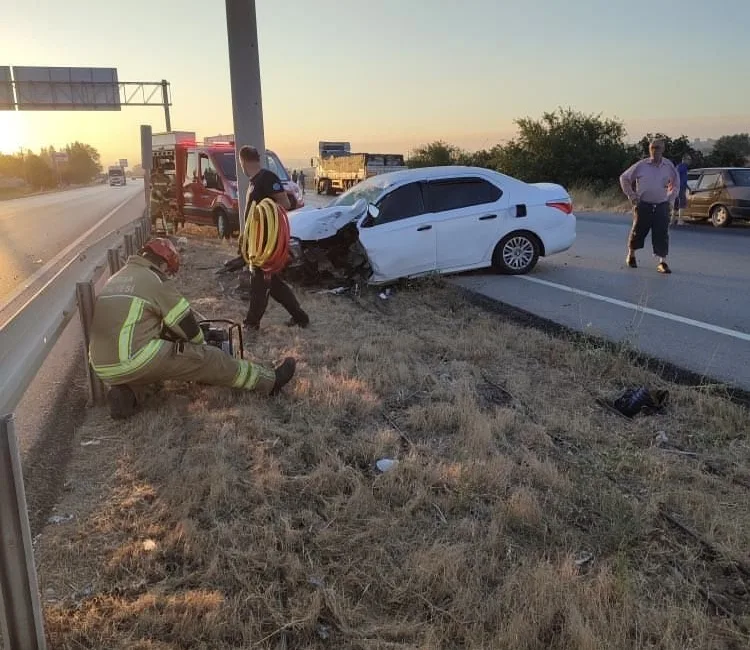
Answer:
[
  {"left": 710, "top": 205, "right": 731, "bottom": 228},
  {"left": 492, "top": 232, "right": 540, "bottom": 275},
  {"left": 215, "top": 210, "right": 230, "bottom": 240}
]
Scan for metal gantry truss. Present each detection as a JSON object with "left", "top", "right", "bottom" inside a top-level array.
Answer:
[{"left": 1, "top": 76, "right": 172, "bottom": 130}]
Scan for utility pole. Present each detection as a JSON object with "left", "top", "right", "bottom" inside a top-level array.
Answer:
[
  {"left": 161, "top": 79, "right": 171, "bottom": 131},
  {"left": 225, "top": 0, "right": 266, "bottom": 232}
]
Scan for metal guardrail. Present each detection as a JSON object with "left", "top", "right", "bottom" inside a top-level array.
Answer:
[{"left": 0, "top": 208, "right": 152, "bottom": 650}]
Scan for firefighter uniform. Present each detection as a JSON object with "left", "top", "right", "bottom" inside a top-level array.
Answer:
[
  {"left": 149, "top": 170, "right": 173, "bottom": 230},
  {"left": 89, "top": 255, "right": 278, "bottom": 396}
]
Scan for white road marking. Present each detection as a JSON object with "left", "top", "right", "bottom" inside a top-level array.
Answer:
[{"left": 519, "top": 276, "right": 750, "bottom": 343}]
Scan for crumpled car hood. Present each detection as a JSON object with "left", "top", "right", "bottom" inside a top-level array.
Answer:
[{"left": 289, "top": 199, "right": 367, "bottom": 241}]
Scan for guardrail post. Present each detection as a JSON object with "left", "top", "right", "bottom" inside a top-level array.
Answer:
[
  {"left": 107, "top": 248, "right": 122, "bottom": 276},
  {"left": 0, "top": 414, "right": 48, "bottom": 650},
  {"left": 134, "top": 225, "right": 144, "bottom": 250},
  {"left": 124, "top": 233, "right": 135, "bottom": 259},
  {"left": 76, "top": 281, "right": 106, "bottom": 407},
  {"left": 143, "top": 215, "right": 152, "bottom": 238}
]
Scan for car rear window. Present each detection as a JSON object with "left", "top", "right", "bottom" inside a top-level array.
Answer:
[{"left": 425, "top": 178, "right": 502, "bottom": 213}]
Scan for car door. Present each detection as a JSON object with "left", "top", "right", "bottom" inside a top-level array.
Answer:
[
  {"left": 424, "top": 177, "right": 505, "bottom": 272},
  {"left": 357, "top": 181, "right": 436, "bottom": 283},
  {"left": 196, "top": 152, "right": 223, "bottom": 224},
  {"left": 688, "top": 171, "right": 721, "bottom": 219},
  {"left": 182, "top": 150, "right": 200, "bottom": 221}
]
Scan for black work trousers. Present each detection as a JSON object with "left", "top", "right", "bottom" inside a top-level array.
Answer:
[
  {"left": 629, "top": 201, "right": 670, "bottom": 258},
  {"left": 244, "top": 267, "right": 307, "bottom": 328}
]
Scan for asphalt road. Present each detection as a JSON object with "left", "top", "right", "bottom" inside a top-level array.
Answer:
[
  {"left": 453, "top": 213, "right": 750, "bottom": 390},
  {"left": 0, "top": 183, "right": 143, "bottom": 303}
]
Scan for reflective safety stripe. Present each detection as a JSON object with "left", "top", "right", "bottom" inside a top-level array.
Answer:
[
  {"left": 232, "top": 360, "right": 250, "bottom": 388},
  {"left": 92, "top": 339, "right": 164, "bottom": 380},
  {"left": 164, "top": 298, "right": 191, "bottom": 328},
  {"left": 118, "top": 298, "right": 145, "bottom": 362}
]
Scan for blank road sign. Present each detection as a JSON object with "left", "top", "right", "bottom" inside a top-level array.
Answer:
[
  {"left": 0, "top": 67, "right": 13, "bottom": 110},
  {"left": 13, "top": 66, "right": 121, "bottom": 111},
  {"left": 119, "top": 158, "right": 128, "bottom": 168}
]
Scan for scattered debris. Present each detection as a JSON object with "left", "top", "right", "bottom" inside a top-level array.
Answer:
[
  {"left": 575, "top": 551, "right": 594, "bottom": 567},
  {"left": 308, "top": 576, "right": 325, "bottom": 589},
  {"left": 610, "top": 387, "right": 669, "bottom": 418},
  {"left": 316, "top": 286, "right": 349, "bottom": 295},
  {"left": 33, "top": 259, "right": 43, "bottom": 264},
  {"left": 376, "top": 458, "right": 399, "bottom": 473},
  {"left": 655, "top": 431, "right": 669, "bottom": 446},
  {"left": 315, "top": 623, "right": 331, "bottom": 640},
  {"left": 73, "top": 585, "right": 94, "bottom": 601},
  {"left": 142, "top": 539, "right": 157, "bottom": 552},
  {"left": 80, "top": 439, "right": 101, "bottom": 447},
  {"left": 47, "top": 513, "right": 74, "bottom": 525},
  {"left": 44, "top": 588, "right": 57, "bottom": 602},
  {"left": 177, "top": 236, "right": 188, "bottom": 248},
  {"left": 378, "top": 288, "right": 393, "bottom": 300}
]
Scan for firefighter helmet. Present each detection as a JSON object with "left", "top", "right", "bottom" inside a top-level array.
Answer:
[{"left": 142, "top": 238, "right": 180, "bottom": 274}]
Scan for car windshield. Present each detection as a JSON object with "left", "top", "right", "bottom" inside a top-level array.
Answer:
[
  {"left": 214, "top": 151, "right": 290, "bottom": 183},
  {"left": 729, "top": 169, "right": 750, "bottom": 186},
  {"left": 217, "top": 152, "right": 237, "bottom": 182},
  {"left": 330, "top": 176, "right": 391, "bottom": 206}
]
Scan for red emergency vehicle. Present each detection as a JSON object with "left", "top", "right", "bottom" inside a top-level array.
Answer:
[{"left": 152, "top": 131, "right": 303, "bottom": 239}]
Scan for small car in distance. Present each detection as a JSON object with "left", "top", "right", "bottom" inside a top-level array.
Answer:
[{"left": 685, "top": 167, "right": 750, "bottom": 227}]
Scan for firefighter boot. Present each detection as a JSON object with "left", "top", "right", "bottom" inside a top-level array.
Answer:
[
  {"left": 271, "top": 357, "right": 297, "bottom": 396},
  {"left": 107, "top": 385, "right": 138, "bottom": 420}
]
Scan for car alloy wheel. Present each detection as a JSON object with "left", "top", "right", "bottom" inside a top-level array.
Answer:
[
  {"left": 502, "top": 235, "right": 536, "bottom": 272},
  {"left": 710, "top": 206, "right": 730, "bottom": 228}
]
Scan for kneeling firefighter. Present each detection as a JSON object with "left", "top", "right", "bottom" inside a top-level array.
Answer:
[{"left": 89, "top": 237, "right": 296, "bottom": 420}]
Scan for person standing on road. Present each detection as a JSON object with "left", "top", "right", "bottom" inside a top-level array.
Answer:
[
  {"left": 672, "top": 154, "right": 690, "bottom": 227},
  {"left": 149, "top": 163, "right": 172, "bottom": 232},
  {"left": 292, "top": 169, "right": 298, "bottom": 184},
  {"left": 238, "top": 145, "right": 310, "bottom": 336},
  {"left": 298, "top": 169, "right": 306, "bottom": 195},
  {"left": 619, "top": 138, "right": 680, "bottom": 274}
]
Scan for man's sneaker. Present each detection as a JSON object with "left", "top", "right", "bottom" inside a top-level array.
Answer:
[
  {"left": 271, "top": 357, "right": 297, "bottom": 396},
  {"left": 242, "top": 324, "right": 259, "bottom": 349},
  {"left": 626, "top": 254, "right": 637, "bottom": 268},
  {"left": 657, "top": 262, "right": 672, "bottom": 274},
  {"left": 285, "top": 313, "right": 310, "bottom": 328},
  {"left": 107, "top": 385, "right": 138, "bottom": 420}
]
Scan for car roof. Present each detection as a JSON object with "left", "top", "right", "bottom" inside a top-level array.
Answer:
[
  {"left": 691, "top": 167, "right": 748, "bottom": 173},
  {"left": 369, "top": 165, "right": 521, "bottom": 187}
]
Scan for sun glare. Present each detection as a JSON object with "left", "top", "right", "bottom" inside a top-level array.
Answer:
[{"left": 0, "top": 113, "right": 27, "bottom": 153}]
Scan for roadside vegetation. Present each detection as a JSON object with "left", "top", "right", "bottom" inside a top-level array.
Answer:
[
  {"left": 407, "top": 108, "right": 750, "bottom": 212},
  {"left": 0, "top": 142, "right": 102, "bottom": 196},
  {"left": 36, "top": 229, "right": 750, "bottom": 649}
]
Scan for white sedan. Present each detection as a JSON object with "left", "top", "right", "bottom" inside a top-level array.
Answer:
[{"left": 287, "top": 166, "right": 576, "bottom": 285}]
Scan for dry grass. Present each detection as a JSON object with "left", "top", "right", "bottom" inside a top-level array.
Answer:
[
  {"left": 570, "top": 184, "right": 631, "bottom": 213},
  {"left": 35, "top": 227, "right": 750, "bottom": 649}
]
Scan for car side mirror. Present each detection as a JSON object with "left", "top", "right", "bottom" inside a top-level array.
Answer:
[{"left": 368, "top": 203, "right": 380, "bottom": 220}]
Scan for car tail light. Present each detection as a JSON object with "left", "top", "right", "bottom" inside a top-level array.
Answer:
[{"left": 546, "top": 200, "right": 573, "bottom": 214}]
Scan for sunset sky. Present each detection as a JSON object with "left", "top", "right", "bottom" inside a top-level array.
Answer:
[{"left": 1, "top": 0, "right": 748, "bottom": 169}]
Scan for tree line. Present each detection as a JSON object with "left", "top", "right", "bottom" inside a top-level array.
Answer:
[
  {"left": 0, "top": 142, "right": 103, "bottom": 190},
  {"left": 407, "top": 108, "right": 750, "bottom": 190}
]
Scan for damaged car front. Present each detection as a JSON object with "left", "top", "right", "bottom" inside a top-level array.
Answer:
[{"left": 285, "top": 198, "right": 375, "bottom": 287}]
